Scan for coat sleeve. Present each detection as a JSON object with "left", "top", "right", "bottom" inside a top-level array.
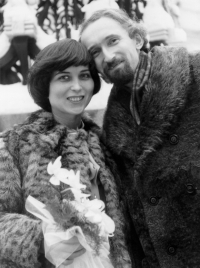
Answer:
[{"left": 0, "top": 132, "right": 43, "bottom": 268}]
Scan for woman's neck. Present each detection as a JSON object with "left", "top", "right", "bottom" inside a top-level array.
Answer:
[{"left": 53, "top": 113, "right": 82, "bottom": 130}]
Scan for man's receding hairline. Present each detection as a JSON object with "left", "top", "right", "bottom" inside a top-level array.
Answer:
[
  {"left": 80, "top": 10, "right": 131, "bottom": 34},
  {"left": 80, "top": 17, "right": 133, "bottom": 44}
]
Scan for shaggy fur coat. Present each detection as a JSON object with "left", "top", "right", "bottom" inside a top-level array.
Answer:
[
  {"left": 0, "top": 110, "right": 132, "bottom": 268},
  {"left": 102, "top": 46, "right": 200, "bottom": 268}
]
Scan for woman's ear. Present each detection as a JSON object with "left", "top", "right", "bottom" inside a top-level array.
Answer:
[{"left": 135, "top": 34, "right": 144, "bottom": 50}]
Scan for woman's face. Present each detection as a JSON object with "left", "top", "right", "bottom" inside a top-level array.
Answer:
[{"left": 49, "top": 65, "right": 94, "bottom": 119}]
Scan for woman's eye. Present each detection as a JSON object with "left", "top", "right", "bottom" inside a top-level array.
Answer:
[
  {"left": 59, "top": 75, "right": 70, "bottom": 81},
  {"left": 80, "top": 73, "right": 91, "bottom": 79}
]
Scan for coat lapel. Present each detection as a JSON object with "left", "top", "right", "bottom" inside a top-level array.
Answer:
[{"left": 135, "top": 46, "right": 191, "bottom": 173}]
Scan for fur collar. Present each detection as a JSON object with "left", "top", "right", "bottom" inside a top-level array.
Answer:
[{"left": 18, "top": 109, "right": 101, "bottom": 135}]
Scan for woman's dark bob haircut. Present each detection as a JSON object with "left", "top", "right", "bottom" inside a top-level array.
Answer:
[{"left": 28, "top": 39, "right": 101, "bottom": 112}]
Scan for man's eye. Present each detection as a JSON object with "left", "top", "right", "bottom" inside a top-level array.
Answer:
[{"left": 109, "top": 38, "right": 118, "bottom": 45}]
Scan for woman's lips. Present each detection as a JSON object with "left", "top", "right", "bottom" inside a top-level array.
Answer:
[{"left": 67, "top": 96, "right": 84, "bottom": 102}]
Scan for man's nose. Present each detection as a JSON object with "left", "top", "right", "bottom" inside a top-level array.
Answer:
[{"left": 102, "top": 47, "right": 114, "bottom": 63}]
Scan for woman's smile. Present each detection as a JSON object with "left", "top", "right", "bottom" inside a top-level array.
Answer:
[{"left": 67, "top": 96, "right": 84, "bottom": 103}]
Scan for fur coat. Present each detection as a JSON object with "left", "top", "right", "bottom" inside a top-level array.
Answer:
[
  {"left": 102, "top": 46, "right": 200, "bottom": 268},
  {"left": 0, "top": 110, "right": 132, "bottom": 268}
]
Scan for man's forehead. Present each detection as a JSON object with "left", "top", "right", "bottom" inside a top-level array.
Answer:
[
  {"left": 81, "top": 17, "right": 126, "bottom": 48},
  {"left": 82, "top": 17, "right": 123, "bottom": 33}
]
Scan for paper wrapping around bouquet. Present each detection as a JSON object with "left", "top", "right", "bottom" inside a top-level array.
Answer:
[
  {"left": 25, "top": 195, "right": 114, "bottom": 268},
  {"left": 67, "top": 245, "right": 114, "bottom": 268},
  {"left": 43, "top": 223, "right": 88, "bottom": 267}
]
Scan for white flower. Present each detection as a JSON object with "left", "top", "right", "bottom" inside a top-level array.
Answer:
[
  {"left": 47, "top": 156, "right": 62, "bottom": 186},
  {"left": 71, "top": 197, "right": 115, "bottom": 236},
  {"left": 84, "top": 199, "right": 115, "bottom": 236},
  {"left": 64, "top": 170, "right": 86, "bottom": 190},
  {"left": 47, "top": 156, "right": 86, "bottom": 190},
  {"left": 70, "top": 188, "right": 91, "bottom": 203},
  {"left": 47, "top": 156, "right": 115, "bottom": 237}
]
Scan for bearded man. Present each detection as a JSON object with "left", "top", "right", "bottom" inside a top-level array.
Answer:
[{"left": 80, "top": 8, "right": 200, "bottom": 268}]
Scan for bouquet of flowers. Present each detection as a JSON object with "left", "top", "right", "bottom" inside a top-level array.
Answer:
[{"left": 25, "top": 156, "right": 115, "bottom": 268}]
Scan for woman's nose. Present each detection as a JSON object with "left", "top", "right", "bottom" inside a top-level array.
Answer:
[{"left": 71, "top": 80, "right": 82, "bottom": 91}]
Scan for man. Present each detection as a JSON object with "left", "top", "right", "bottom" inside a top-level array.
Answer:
[{"left": 80, "top": 8, "right": 200, "bottom": 268}]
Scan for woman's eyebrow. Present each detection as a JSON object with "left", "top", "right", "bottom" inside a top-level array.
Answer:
[
  {"left": 54, "top": 71, "right": 69, "bottom": 75},
  {"left": 80, "top": 69, "right": 90, "bottom": 72}
]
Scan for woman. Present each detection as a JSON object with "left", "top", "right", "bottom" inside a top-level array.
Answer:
[{"left": 0, "top": 39, "right": 132, "bottom": 268}]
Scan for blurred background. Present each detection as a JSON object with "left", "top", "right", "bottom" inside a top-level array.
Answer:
[{"left": 0, "top": 0, "right": 200, "bottom": 131}]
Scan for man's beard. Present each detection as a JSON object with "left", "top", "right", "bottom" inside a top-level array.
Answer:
[{"left": 104, "top": 59, "right": 134, "bottom": 85}]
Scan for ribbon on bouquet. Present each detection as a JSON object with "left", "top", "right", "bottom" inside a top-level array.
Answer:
[{"left": 25, "top": 195, "right": 114, "bottom": 268}]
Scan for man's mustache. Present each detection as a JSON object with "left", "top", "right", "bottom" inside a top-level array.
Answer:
[{"left": 104, "top": 58, "right": 123, "bottom": 73}]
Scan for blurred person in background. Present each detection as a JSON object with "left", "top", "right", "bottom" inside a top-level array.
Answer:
[
  {"left": 163, "top": 0, "right": 181, "bottom": 27},
  {"left": 143, "top": 0, "right": 186, "bottom": 48},
  {"left": 80, "top": 8, "right": 200, "bottom": 268}
]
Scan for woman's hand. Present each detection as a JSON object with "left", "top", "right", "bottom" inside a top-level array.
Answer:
[{"left": 58, "top": 247, "right": 86, "bottom": 267}]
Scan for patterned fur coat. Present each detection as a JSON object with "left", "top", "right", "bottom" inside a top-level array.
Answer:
[
  {"left": 0, "top": 110, "right": 132, "bottom": 268},
  {"left": 103, "top": 46, "right": 200, "bottom": 268}
]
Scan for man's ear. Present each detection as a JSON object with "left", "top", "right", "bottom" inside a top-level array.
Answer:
[{"left": 135, "top": 34, "right": 144, "bottom": 50}]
